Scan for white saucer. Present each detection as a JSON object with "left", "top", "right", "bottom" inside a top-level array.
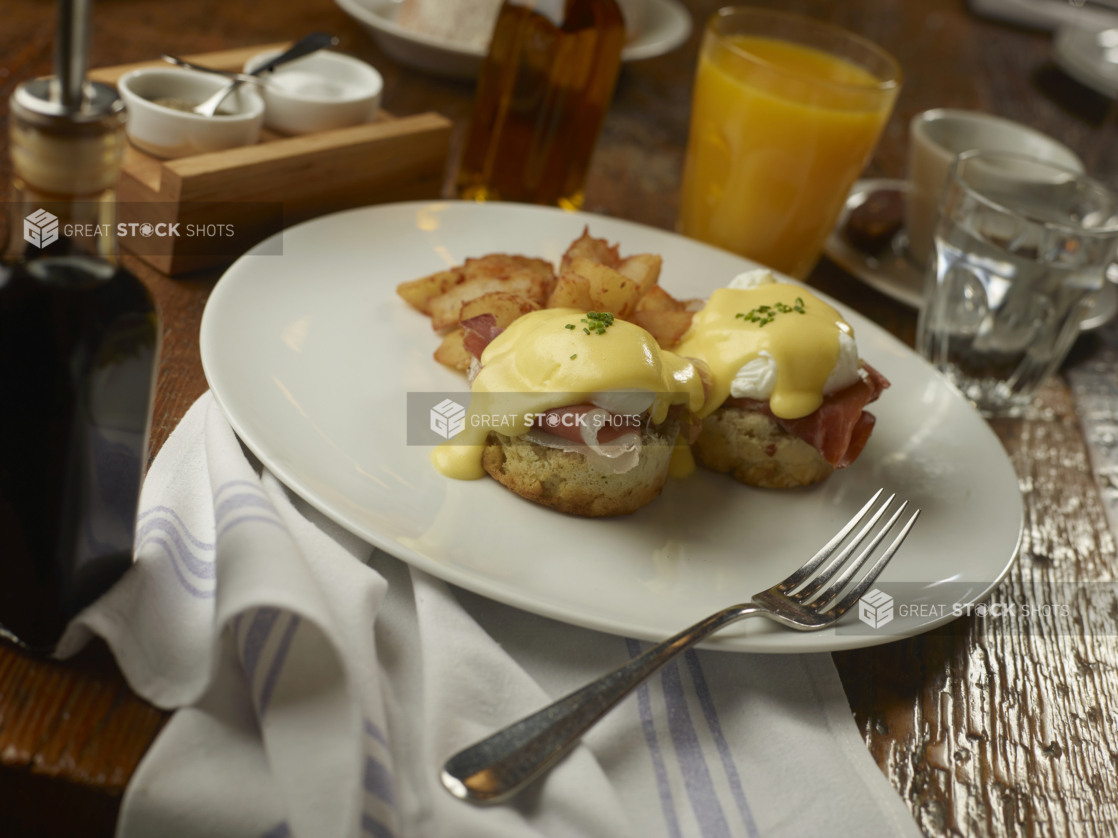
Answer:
[
  {"left": 824, "top": 178, "right": 1118, "bottom": 331},
  {"left": 335, "top": 0, "right": 692, "bottom": 78},
  {"left": 1054, "top": 23, "right": 1118, "bottom": 98}
]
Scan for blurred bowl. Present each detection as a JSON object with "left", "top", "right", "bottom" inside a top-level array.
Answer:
[
  {"left": 333, "top": 0, "right": 692, "bottom": 79},
  {"left": 244, "top": 49, "right": 383, "bottom": 135},
  {"left": 118, "top": 68, "right": 265, "bottom": 159}
]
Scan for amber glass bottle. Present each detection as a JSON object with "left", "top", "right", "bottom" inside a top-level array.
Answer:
[
  {"left": 0, "top": 80, "right": 160, "bottom": 653},
  {"left": 457, "top": 0, "right": 625, "bottom": 210}
]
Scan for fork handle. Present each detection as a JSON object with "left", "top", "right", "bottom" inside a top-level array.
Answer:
[{"left": 441, "top": 603, "right": 761, "bottom": 804}]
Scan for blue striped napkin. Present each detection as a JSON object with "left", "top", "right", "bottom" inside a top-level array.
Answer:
[{"left": 57, "top": 392, "right": 922, "bottom": 838}]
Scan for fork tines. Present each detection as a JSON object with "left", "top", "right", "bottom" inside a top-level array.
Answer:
[{"left": 781, "top": 489, "right": 920, "bottom": 620}]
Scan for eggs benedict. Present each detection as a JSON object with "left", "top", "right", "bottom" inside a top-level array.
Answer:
[
  {"left": 432, "top": 308, "right": 705, "bottom": 516},
  {"left": 673, "top": 270, "right": 889, "bottom": 488}
]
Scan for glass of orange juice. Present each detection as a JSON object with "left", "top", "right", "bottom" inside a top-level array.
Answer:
[{"left": 678, "top": 8, "right": 902, "bottom": 279}]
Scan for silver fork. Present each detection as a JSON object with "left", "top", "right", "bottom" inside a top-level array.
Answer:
[{"left": 441, "top": 488, "right": 919, "bottom": 804}]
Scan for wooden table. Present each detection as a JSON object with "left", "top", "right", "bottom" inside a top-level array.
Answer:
[{"left": 3, "top": 0, "right": 1117, "bottom": 835}]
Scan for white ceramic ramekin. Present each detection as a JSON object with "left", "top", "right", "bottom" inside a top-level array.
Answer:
[
  {"left": 118, "top": 68, "right": 265, "bottom": 159},
  {"left": 243, "top": 50, "right": 383, "bottom": 135}
]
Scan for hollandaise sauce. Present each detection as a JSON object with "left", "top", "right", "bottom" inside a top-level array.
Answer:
[
  {"left": 675, "top": 285, "right": 851, "bottom": 420},
  {"left": 432, "top": 309, "right": 704, "bottom": 480}
]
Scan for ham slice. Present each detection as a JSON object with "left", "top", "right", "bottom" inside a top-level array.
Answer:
[
  {"left": 534, "top": 405, "right": 642, "bottom": 445},
  {"left": 461, "top": 313, "right": 504, "bottom": 360},
  {"left": 726, "top": 363, "right": 890, "bottom": 468},
  {"left": 527, "top": 405, "right": 645, "bottom": 475}
]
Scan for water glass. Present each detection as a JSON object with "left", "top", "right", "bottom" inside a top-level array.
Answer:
[{"left": 916, "top": 149, "right": 1118, "bottom": 416}]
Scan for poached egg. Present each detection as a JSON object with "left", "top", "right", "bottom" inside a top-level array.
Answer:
[
  {"left": 432, "top": 309, "right": 705, "bottom": 480},
  {"left": 675, "top": 270, "right": 861, "bottom": 420}
]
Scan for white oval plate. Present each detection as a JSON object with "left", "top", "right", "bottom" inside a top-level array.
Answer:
[
  {"left": 335, "top": 0, "right": 692, "bottom": 78},
  {"left": 200, "top": 201, "right": 1023, "bottom": 653}
]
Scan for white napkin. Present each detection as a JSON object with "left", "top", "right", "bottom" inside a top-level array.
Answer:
[{"left": 58, "top": 392, "right": 922, "bottom": 838}]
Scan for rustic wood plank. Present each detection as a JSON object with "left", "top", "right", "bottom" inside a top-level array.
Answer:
[
  {"left": 0, "top": 639, "right": 168, "bottom": 838},
  {"left": 835, "top": 377, "right": 1118, "bottom": 838}
]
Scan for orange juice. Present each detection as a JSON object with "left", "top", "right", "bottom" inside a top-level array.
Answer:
[{"left": 678, "top": 18, "right": 900, "bottom": 279}]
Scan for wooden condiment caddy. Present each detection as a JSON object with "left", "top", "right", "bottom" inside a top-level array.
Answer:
[{"left": 89, "top": 44, "right": 452, "bottom": 275}]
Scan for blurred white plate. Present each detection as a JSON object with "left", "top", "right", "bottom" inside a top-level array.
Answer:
[
  {"left": 334, "top": 0, "right": 692, "bottom": 78},
  {"left": 200, "top": 201, "right": 1023, "bottom": 654},
  {"left": 969, "top": 0, "right": 1118, "bottom": 31},
  {"left": 825, "top": 178, "right": 1118, "bottom": 331},
  {"left": 1055, "top": 23, "right": 1118, "bottom": 98}
]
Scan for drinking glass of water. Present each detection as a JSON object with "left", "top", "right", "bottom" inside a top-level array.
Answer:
[{"left": 916, "top": 149, "right": 1118, "bottom": 416}]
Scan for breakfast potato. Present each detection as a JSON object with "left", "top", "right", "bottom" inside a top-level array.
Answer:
[
  {"left": 463, "top": 253, "right": 556, "bottom": 288},
  {"left": 434, "top": 328, "right": 472, "bottom": 371},
  {"left": 565, "top": 257, "right": 641, "bottom": 318},
  {"left": 629, "top": 310, "right": 695, "bottom": 349},
  {"left": 617, "top": 253, "right": 662, "bottom": 298},
  {"left": 561, "top": 227, "right": 619, "bottom": 272},
  {"left": 397, "top": 268, "right": 464, "bottom": 314},
  {"left": 405, "top": 228, "right": 687, "bottom": 370},
  {"left": 635, "top": 284, "right": 686, "bottom": 313},
  {"left": 400, "top": 253, "right": 554, "bottom": 320},
  {"left": 459, "top": 291, "right": 541, "bottom": 329},
  {"left": 548, "top": 271, "right": 596, "bottom": 311},
  {"left": 430, "top": 274, "right": 552, "bottom": 330}
]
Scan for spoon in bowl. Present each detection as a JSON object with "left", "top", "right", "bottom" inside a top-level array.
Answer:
[
  {"left": 184, "top": 31, "right": 338, "bottom": 117},
  {"left": 160, "top": 55, "right": 258, "bottom": 84}
]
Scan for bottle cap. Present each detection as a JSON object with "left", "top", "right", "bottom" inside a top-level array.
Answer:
[
  {"left": 11, "top": 78, "right": 126, "bottom": 134},
  {"left": 9, "top": 79, "right": 127, "bottom": 195}
]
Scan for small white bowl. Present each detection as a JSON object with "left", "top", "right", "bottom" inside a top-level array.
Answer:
[
  {"left": 243, "top": 50, "right": 383, "bottom": 135},
  {"left": 118, "top": 68, "right": 265, "bottom": 159}
]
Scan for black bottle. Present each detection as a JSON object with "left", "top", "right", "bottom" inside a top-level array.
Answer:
[{"left": 0, "top": 77, "right": 160, "bottom": 653}]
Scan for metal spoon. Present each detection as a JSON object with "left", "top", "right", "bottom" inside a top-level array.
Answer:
[
  {"left": 160, "top": 55, "right": 258, "bottom": 84},
  {"left": 190, "top": 31, "right": 339, "bottom": 117}
]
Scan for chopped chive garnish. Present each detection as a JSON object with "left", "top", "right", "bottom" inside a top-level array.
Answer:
[
  {"left": 736, "top": 298, "right": 807, "bottom": 327},
  {"left": 570, "top": 353, "right": 577, "bottom": 359},
  {"left": 577, "top": 311, "right": 615, "bottom": 335}
]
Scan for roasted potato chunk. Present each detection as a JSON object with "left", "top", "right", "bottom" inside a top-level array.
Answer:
[
  {"left": 547, "top": 271, "right": 596, "bottom": 311},
  {"left": 401, "top": 253, "right": 554, "bottom": 324},
  {"left": 560, "top": 227, "right": 620, "bottom": 273},
  {"left": 430, "top": 274, "right": 552, "bottom": 330},
  {"left": 433, "top": 328, "right": 472, "bottom": 371},
  {"left": 617, "top": 253, "right": 662, "bottom": 298},
  {"left": 397, "top": 268, "right": 464, "bottom": 314},
  {"left": 402, "top": 228, "right": 692, "bottom": 370},
  {"left": 629, "top": 310, "right": 695, "bottom": 349},
  {"left": 635, "top": 284, "right": 687, "bottom": 313},
  {"left": 459, "top": 292, "right": 541, "bottom": 329},
  {"left": 462, "top": 253, "right": 556, "bottom": 288},
  {"left": 563, "top": 257, "right": 641, "bottom": 319}
]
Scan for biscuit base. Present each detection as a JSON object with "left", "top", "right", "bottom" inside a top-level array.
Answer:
[
  {"left": 481, "top": 421, "right": 678, "bottom": 517},
  {"left": 693, "top": 406, "right": 833, "bottom": 489}
]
